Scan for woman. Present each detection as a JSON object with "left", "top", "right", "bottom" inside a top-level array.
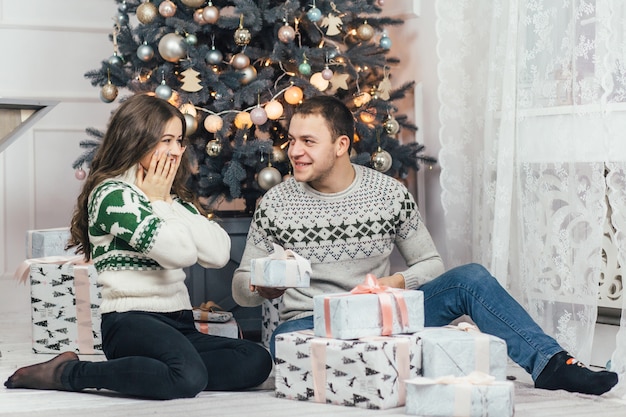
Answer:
[{"left": 5, "top": 94, "right": 273, "bottom": 399}]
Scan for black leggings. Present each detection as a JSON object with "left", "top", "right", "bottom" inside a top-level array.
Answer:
[{"left": 60, "top": 310, "right": 273, "bottom": 399}]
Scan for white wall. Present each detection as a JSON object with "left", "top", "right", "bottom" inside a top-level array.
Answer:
[{"left": 0, "top": 0, "right": 115, "bottom": 312}]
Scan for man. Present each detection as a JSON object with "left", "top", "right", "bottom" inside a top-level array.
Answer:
[{"left": 232, "top": 95, "right": 618, "bottom": 395}]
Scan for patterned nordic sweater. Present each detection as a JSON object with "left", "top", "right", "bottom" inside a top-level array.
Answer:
[
  {"left": 89, "top": 166, "right": 231, "bottom": 314},
  {"left": 232, "top": 164, "right": 444, "bottom": 321}
]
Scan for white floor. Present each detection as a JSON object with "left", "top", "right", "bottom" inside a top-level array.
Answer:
[{"left": 2, "top": 280, "right": 626, "bottom": 416}]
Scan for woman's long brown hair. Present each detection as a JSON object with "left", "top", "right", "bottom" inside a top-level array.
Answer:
[{"left": 67, "top": 94, "right": 198, "bottom": 259}]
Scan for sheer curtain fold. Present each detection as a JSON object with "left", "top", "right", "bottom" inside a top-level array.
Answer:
[{"left": 437, "top": 0, "right": 626, "bottom": 389}]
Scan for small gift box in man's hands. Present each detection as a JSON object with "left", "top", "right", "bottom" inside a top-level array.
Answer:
[{"left": 250, "top": 243, "right": 311, "bottom": 288}]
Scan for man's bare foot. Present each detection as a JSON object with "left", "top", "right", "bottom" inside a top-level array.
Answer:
[{"left": 4, "top": 351, "right": 79, "bottom": 390}]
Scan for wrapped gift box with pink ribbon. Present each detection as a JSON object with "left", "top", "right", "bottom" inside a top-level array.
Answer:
[
  {"left": 26, "top": 228, "right": 74, "bottom": 258},
  {"left": 312, "top": 274, "right": 424, "bottom": 340},
  {"left": 250, "top": 244, "right": 312, "bottom": 288},
  {"left": 418, "top": 324, "right": 508, "bottom": 381},
  {"left": 274, "top": 330, "right": 422, "bottom": 410},
  {"left": 194, "top": 319, "right": 240, "bottom": 338},
  {"left": 22, "top": 259, "right": 103, "bottom": 354},
  {"left": 405, "top": 372, "right": 514, "bottom": 417}
]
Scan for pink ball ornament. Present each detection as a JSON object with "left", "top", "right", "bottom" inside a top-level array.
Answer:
[
  {"left": 250, "top": 107, "right": 268, "bottom": 125},
  {"left": 278, "top": 24, "right": 296, "bottom": 43},
  {"left": 202, "top": 3, "right": 220, "bottom": 24},
  {"left": 75, "top": 167, "right": 86, "bottom": 180},
  {"left": 322, "top": 67, "right": 334, "bottom": 80},
  {"left": 193, "top": 9, "right": 206, "bottom": 25},
  {"left": 158, "top": 0, "right": 177, "bottom": 17}
]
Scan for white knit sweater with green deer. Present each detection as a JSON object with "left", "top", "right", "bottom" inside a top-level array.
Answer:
[
  {"left": 232, "top": 164, "right": 444, "bottom": 322},
  {"left": 89, "top": 165, "right": 231, "bottom": 314}
]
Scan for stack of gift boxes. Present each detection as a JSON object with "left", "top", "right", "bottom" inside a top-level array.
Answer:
[
  {"left": 19, "top": 228, "right": 241, "bottom": 356},
  {"left": 255, "top": 247, "right": 515, "bottom": 416}
]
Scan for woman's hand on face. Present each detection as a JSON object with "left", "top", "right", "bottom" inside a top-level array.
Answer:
[{"left": 136, "top": 149, "right": 183, "bottom": 203}]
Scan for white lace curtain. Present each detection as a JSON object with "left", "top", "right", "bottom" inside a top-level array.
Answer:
[{"left": 436, "top": 0, "right": 626, "bottom": 394}]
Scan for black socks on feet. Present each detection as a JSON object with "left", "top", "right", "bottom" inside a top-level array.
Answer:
[{"left": 534, "top": 351, "right": 618, "bottom": 395}]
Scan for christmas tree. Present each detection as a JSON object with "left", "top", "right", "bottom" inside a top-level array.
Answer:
[{"left": 76, "top": 0, "right": 436, "bottom": 214}]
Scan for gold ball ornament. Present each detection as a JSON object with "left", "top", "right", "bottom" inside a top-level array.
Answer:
[
  {"left": 383, "top": 117, "right": 400, "bottom": 135},
  {"left": 184, "top": 113, "right": 198, "bottom": 136},
  {"left": 181, "top": 0, "right": 205, "bottom": 7},
  {"left": 137, "top": 2, "right": 159, "bottom": 24},
  {"left": 234, "top": 27, "right": 251, "bottom": 46},
  {"left": 257, "top": 166, "right": 282, "bottom": 190},
  {"left": 238, "top": 65, "right": 257, "bottom": 85},
  {"left": 231, "top": 52, "right": 250, "bottom": 70},
  {"left": 100, "top": 83, "right": 118, "bottom": 103},
  {"left": 205, "top": 139, "right": 223, "bottom": 157},
  {"left": 203, "top": 114, "right": 223, "bottom": 133},
  {"left": 158, "top": 0, "right": 177, "bottom": 17},
  {"left": 371, "top": 149, "right": 393, "bottom": 172},
  {"left": 357, "top": 22, "right": 375, "bottom": 41}
]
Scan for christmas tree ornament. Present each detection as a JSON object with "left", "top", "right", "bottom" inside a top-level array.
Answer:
[
  {"left": 202, "top": 1, "right": 220, "bottom": 24},
  {"left": 231, "top": 52, "right": 250, "bottom": 70},
  {"left": 272, "top": 146, "right": 287, "bottom": 163},
  {"left": 284, "top": 85, "right": 303, "bottom": 104},
  {"left": 234, "top": 15, "right": 251, "bottom": 46},
  {"left": 158, "top": 32, "right": 187, "bottom": 63},
  {"left": 108, "top": 52, "right": 123, "bottom": 66},
  {"left": 257, "top": 165, "right": 282, "bottom": 190},
  {"left": 321, "top": 13, "right": 343, "bottom": 36},
  {"left": 155, "top": 81, "right": 173, "bottom": 100},
  {"left": 184, "top": 113, "right": 198, "bottom": 136},
  {"left": 118, "top": 1, "right": 128, "bottom": 13},
  {"left": 238, "top": 65, "right": 257, "bottom": 85},
  {"left": 371, "top": 148, "right": 392, "bottom": 172},
  {"left": 298, "top": 58, "right": 311, "bottom": 76},
  {"left": 100, "top": 82, "right": 118, "bottom": 103},
  {"left": 357, "top": 21, "right": 375, "bottom": 41},
  {"left": 383, "top": 115, "right": 400, "bottom": 135},
  {"left": 185, "top": 33, "right": 198, "bottom": 46},
  {"left": 158, "top": 0, "right": 177, "bottom": 17},
  {"left": 264, "top": 100, "right": 284, "bottom": 120},
  {"left": 193, "top": 9, "right": 206, "bottom": 25},
  {"left": 379, "top": 32, "right": 392, "bottom": 50},
  {"left": 204, "top": 114, "right": 223, "bottom": 133},
  {"left": 181, "top": 0, "right": 205, "bottom": 7},
  {"left": 377, "top": 70, "right": 392, "bottom": 100},
  {"left": 136, "top": 42, "right": 154, "bottom": 61},
  {"left": 179, "top": 103, "right": 197, "bottom": 117},
  {"left": 250, "top": 106, "right": 268, "bottom": 126},
  {"left": 115, "top": 12, "right": 129, "bottom": 26},
  {"left": 310, "top": 72, "right": 329, "bottom": 91},
  {"left": 205, "top": 139, "right": 223, "bottom": 157},
  {"left": 75, "top": 167, "right": 86, "bottom": 180},
  {"left": 307, "top": 3, "right": 322, "bottom": 23},
  {"left": 377, "top": 0, "right": 385, "bottom": 5},
  {"left": 321, "top": 66, "right": 334, "bottom": 80},
  {"left": 137, "top": 1, "right": 158, "bottom": 24},
  {"left": 205, "top": 46, "right": 223, "bottom": 65},
  {"left": 278, "top": 23, "right": 296, "bottom": 43},
  {"left": 353, "top": 92, "right": 371, "bottom": 107},
  {"left": 234, "top": 111, "right": 252, "bottom": 129},
  {"left": 328, "top": 72, "right": 350, "bottom": 93},
  {"left": 180, "top": 68, "right": 203, "bottom": 92}
]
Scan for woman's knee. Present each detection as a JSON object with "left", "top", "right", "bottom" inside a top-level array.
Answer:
[
  {"left": 165, "top": 366, "right": 208, "bottom": 399},
  {"left": 446, "top": 263, "right": 497, "bottom": 288}
]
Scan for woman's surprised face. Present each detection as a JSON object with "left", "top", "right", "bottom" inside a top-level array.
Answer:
[{"left": 139, "top": 117, "right": 185, "bottom": 171}]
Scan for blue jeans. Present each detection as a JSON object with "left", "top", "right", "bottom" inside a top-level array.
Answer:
[
  {"left": 270, "top": 263, "right": 562, "bottom": 381},
  {"left": 60, "top": 310, "right": 272, "bottom": 399}
]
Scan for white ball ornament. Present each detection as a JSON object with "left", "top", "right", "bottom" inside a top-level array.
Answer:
[
  {"left": 264, "top": 100, "right": 284, "bottom": 120},
  {"left": 158, "top": 33, "right": 187, "bottom": 63},
  {"left": 203, "top": 114, "right": 223, "bottom": 133},
  {"left": 250, "top": 107, "right": 268, "bottom": 126},
  {"left": 155, "top": 82, "right": 172, "bottom": 100},
  {"left": 257, "top": 166, "right": 282, "bottom": 190},
  {"left": 371, "top": 149, "right": 393, "bottom": 172}
]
